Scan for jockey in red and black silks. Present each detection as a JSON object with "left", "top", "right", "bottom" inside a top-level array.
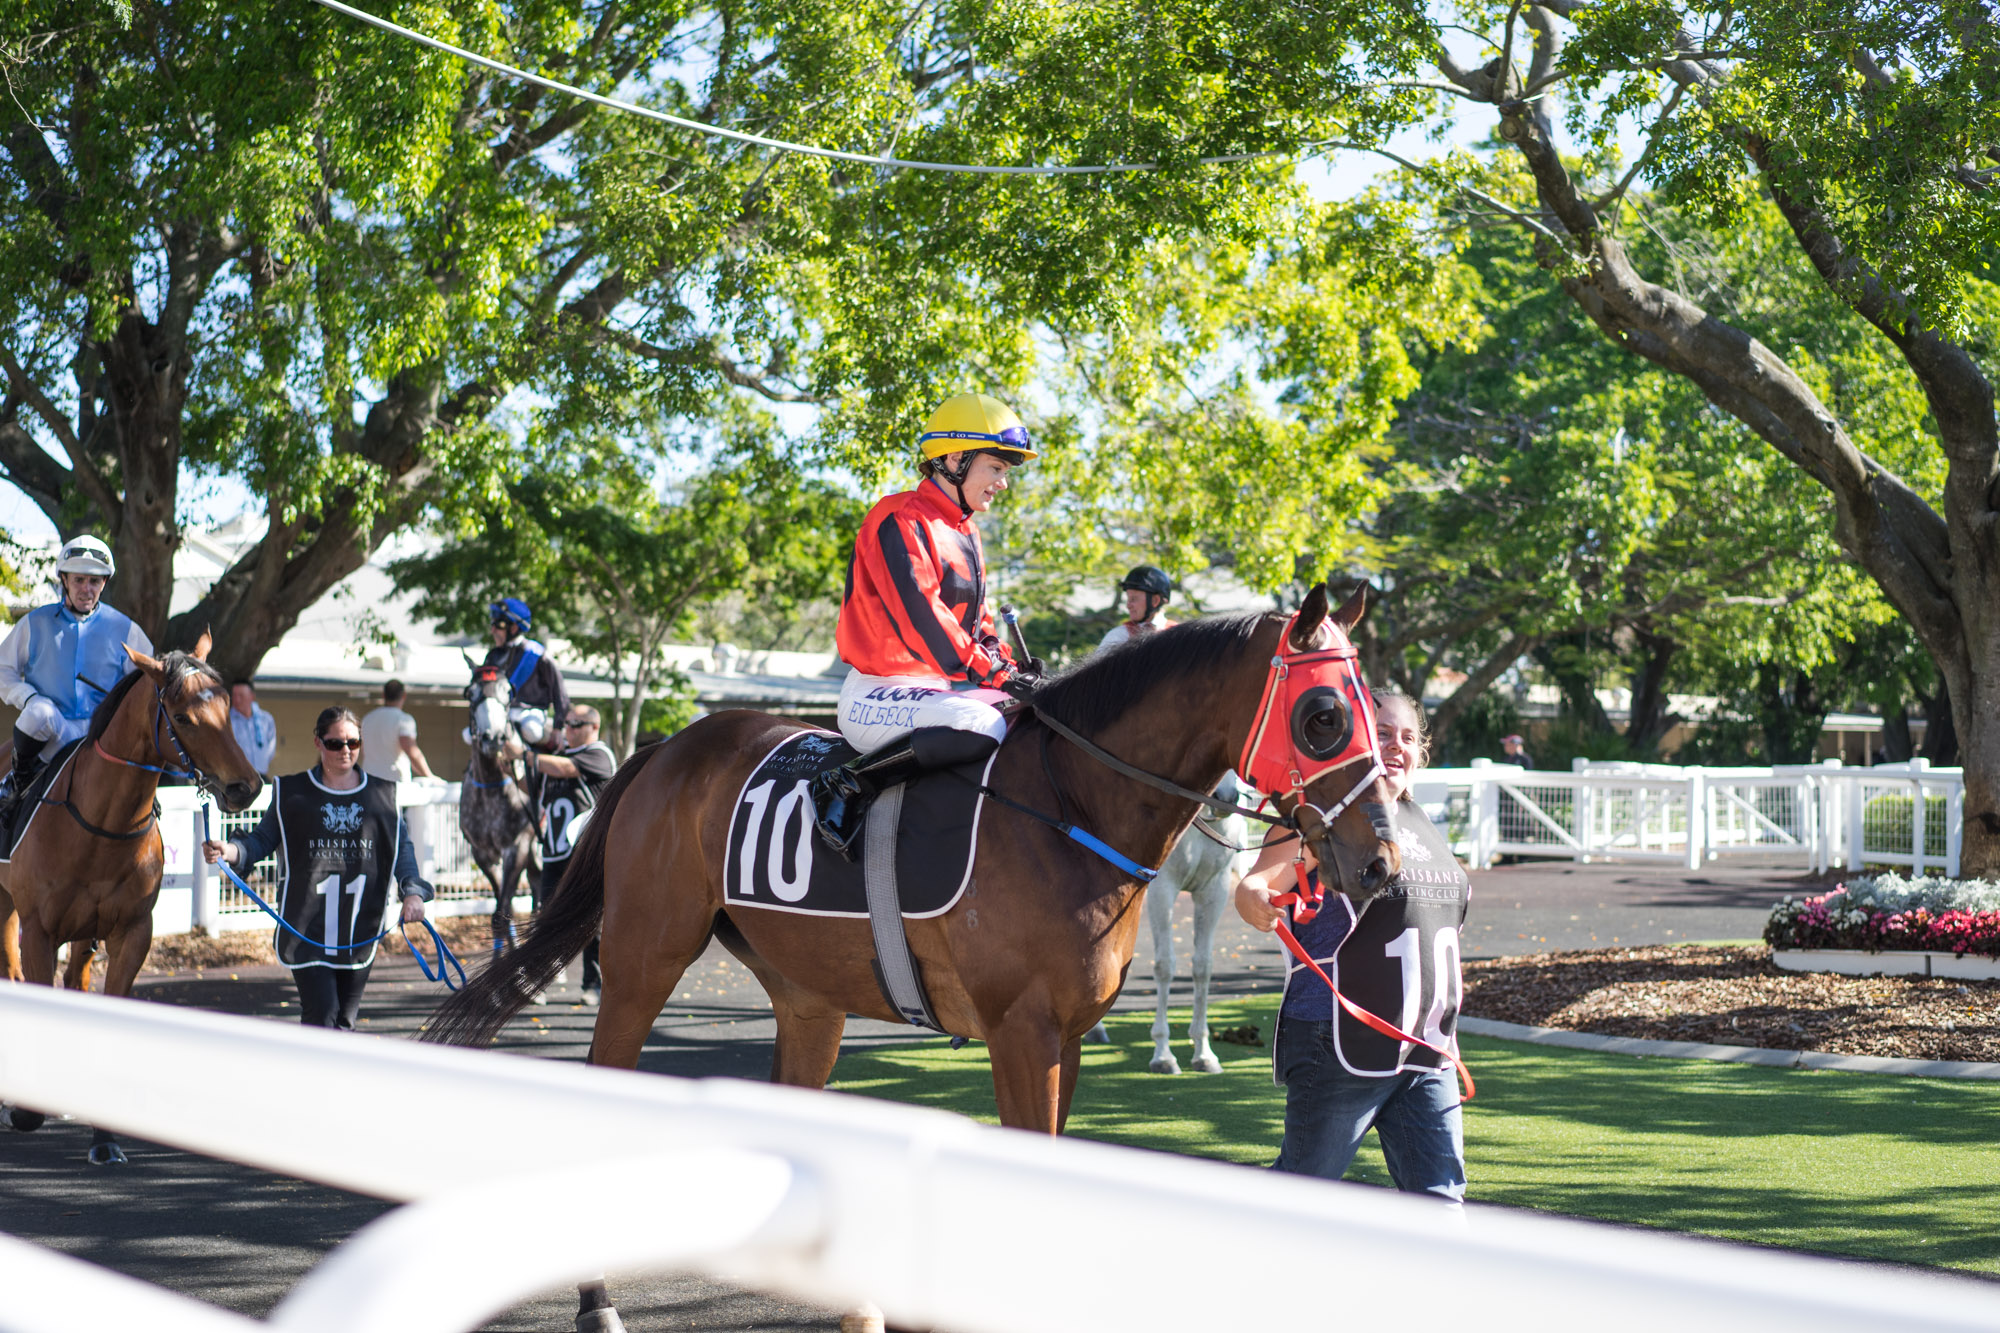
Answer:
[
  {"left": 811, "top": 392, "right": 1043, "bottom": 859},
  {"left": 838, "top": 477, "right": 1013, "bottom": 690}
]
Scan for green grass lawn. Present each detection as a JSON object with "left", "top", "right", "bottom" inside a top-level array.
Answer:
[{"left": 828, "top": 995, "right": 2000, "bottom": 1275}]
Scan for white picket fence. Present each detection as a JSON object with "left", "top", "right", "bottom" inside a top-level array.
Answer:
[
  {"left": 6, "top": 983, "right": 2000, "bottom": 1333},
  {"left": 1415, "top": 758, "right": 1965, "bottom": 875},
  {"left": 152, "top": 783, "right": 515, "bottom": 939}
]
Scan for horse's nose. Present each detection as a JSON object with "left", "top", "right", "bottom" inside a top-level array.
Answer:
[
  {"left": 1357, "top": 856, "right": 1392, "bottom": 898},
  {"left": 221, "top": 778, "right": 261, "bottom": 813}
]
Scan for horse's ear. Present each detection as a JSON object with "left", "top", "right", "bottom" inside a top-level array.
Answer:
[
  {"left": 122, "top": 642, "right": 164, "bottom": 678},
  {"left": 191, "top": 629, "right": 213, "bottom": 661},
  {"left": 1331, "top": 582, "right": 1369, "bottom": 634},
  {"left": 1289, "top": 584, "right": 1331, "bottom": 650}
]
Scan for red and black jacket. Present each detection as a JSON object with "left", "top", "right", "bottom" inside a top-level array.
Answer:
[{"left": 836, "top": 477, "right": 1016, "bottom": 686}]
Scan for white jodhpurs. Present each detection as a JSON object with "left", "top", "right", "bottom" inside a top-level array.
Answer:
[
  {"left": 16, "top": 694, "right": 86, "bottom": 746},
  {"left": 507, "top": 704, "right": 550, "bottom": 747},
  {"left": 837, "top": 671, "right": 1010, "bottom": 755}
]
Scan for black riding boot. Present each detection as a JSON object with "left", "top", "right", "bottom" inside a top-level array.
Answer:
[
  {"left": 809, "top": 737, "right": 924, "bottom": 861},
  {"left": 0, "top": 728, "right": 46, "bottom": 824}
]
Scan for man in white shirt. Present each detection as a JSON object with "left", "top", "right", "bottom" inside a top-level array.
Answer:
[
  {"left": 228, "top": 680, "right": 278, "bottom": 779},
  {"left": 361, "top": 678, "right": 433, "bottom": 784},
  {"left": 1096, "top": 565, "right": 1175, "bottom": 652}
]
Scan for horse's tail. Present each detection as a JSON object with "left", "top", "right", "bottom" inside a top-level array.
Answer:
[{"left": 422, "top": 752, "right": 650, "bottom": 1048}]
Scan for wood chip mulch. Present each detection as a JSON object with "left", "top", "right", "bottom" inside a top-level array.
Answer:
[{"left": 1464, "top": 944, "right": 2000, "bottom": 1064}]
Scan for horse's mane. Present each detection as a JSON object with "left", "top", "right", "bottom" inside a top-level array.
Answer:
[
  {"left": 1029, "top": 612, "right": 1269, "bottom": 735},
  {"left": 87, "top": 651, "right": 223, "bottom": 743}
]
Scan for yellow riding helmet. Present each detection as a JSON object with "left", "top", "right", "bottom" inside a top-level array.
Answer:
[{"left": 917, "top": 393, "right": 1039, "bottom": 464}]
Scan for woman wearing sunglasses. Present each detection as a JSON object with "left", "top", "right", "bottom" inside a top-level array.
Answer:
[{"left": 202, "top": 706, "right": 433, "bottom": 1029}]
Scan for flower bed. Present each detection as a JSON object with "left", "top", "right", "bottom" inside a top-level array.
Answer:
[{"left": 1764, "top": 874, "right": 2000, "bottom": 960}]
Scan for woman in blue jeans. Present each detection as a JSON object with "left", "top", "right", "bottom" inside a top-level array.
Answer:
[{"left": 1233, "top": 689, "right": 1470, "bottom": 1203}]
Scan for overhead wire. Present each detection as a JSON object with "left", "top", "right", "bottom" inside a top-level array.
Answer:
[{"left": 305, "top": 0, "right": 1321, "bottom": 177}]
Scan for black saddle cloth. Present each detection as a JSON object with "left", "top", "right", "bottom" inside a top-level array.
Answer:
[
  {"left": 4, "top": 738, "right": 86, "bottom": 860},
  {"left": 722, "top": 730, "right": 997, "bottom": 918}
]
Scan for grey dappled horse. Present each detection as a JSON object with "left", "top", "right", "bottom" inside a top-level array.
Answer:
[{"left": 460, "top": 663, "right": 540, "bottom": 959}]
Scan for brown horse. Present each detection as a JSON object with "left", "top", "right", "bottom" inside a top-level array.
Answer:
[
  {"left": 428, "top": 584, "right": 1399, "bottom": 1134},
  {"left": 0, "top": 633, "right": 263, "bottom": 1160}
]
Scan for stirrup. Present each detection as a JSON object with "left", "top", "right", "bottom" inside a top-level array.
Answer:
[{"left": 810, "top": 769, "right": 871, "bottom": 861}]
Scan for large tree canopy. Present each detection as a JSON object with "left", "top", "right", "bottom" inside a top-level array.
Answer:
[
  {"left": 1349, "top": 0, "right": 2000, "bottom": 870},
  {"left": 0, "top": 0, "right": 1442, "bottom": 679}
]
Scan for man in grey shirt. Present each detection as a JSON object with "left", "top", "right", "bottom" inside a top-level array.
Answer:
[{"left": 360, "top": 679, "right": 434, "bottom": 783}]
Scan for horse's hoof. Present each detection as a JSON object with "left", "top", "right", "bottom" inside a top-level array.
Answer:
[
  {"left": 575, "top": 1307, "right": 627, "bottom": 1333},
  {"left": 5, "top": 1106, "right": 47, "bottom": 1133},
  {"left": 1190, "top": 1053, "right": 1223, "bottom": 1075},
  {"left": 1149, "top": 1055, "right": 1181, "bottom": 1076},
  {"left": 1084, "top": 1022, "right": 1111, "bottom": 1044},
  {"left": 87, "top": 1141, "right": 128, "bottom": 1166},
  {"left": 838, "top": 1305, "right": 885, "bottom": 1333}
]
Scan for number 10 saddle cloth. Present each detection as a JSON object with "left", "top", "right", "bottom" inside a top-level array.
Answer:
[{"left": 723, "top": 729, "right": 999, "bottom": 919}]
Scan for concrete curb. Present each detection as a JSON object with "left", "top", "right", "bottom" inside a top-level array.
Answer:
[{"left": 1458, "top": 1016, "right": 2000, "bottom": 1081}]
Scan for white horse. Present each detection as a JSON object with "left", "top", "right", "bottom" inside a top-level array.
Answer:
[{"left": 1141, "top": 798, "right": 1251, "bottom": 1075}]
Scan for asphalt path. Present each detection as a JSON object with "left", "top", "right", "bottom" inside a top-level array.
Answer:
[{"left": 1, "top": 852, "right": 1829, "bottom": 1330}]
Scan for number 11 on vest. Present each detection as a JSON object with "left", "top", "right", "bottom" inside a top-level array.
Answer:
[{"left": 315, "top": 873, "right": 366, "bottom": 948}]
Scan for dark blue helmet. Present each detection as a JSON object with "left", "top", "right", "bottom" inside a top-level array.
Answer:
[
  {"left": 489, "top": 597, "right": 532, "bottom": 634},
  {"left": 1119, "top": 565, "right": 1172, "bottom": 599}
]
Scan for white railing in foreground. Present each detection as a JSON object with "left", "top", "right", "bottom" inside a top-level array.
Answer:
[
  {"left": 4, "top": 987, "right": 1999, "bottom": 1333},
  {"left": 1415, "top": 758, "right": 1966, "bottom": 876}
]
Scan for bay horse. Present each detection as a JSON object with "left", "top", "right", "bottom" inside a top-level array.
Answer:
[
  {"left": 427, "top": 583, "right": 1399, "bottom": 1136},
  {"left": 0, "top": 633, "right": 263, "bottom": 1161},
  {"left": 459, "top": 663, "right": 540, "bottom": 956}
]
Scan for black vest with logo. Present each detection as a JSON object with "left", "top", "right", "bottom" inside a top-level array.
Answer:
[
  {"left": 539, "top": 741, "right": 616, "bottom": 863},
  {"left": 274, "top": 771, "right": 402, "bottom": 970}
]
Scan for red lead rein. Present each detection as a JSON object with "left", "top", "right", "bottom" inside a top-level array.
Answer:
[{"left": 1269, "top": 914, "right": 1476, "bottom": 1104}]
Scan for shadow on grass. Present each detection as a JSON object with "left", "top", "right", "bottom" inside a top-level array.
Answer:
[{"left": 830, "top": 995, "right": 2000, "bottom": 1275}]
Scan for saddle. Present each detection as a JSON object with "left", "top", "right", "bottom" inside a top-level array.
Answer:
[
  {"left": 2, "top": 739, "right": 86, "bottom": 861},
  {"left": 722, "top": 730, "right": 998, "bottom": 919}
]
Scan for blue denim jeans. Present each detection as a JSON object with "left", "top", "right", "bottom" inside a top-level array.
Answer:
[{"left": 1273, "top": 1018, "right": 1465, "bottom": 1202}]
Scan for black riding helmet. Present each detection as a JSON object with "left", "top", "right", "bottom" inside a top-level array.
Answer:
[{"left": 1119, "top": 565, "right": 1173, "bottom": 600}]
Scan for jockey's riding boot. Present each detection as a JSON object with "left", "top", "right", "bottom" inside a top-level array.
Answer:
[
  {"left": 0, "top": 729, "right": 46, "bottom": 822},
  {"left": 810, "top": 737, "right": 927, "bottom": 861}
]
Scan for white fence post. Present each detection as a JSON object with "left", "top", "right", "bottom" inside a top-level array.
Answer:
[
  {"left": 1472, "top": 758, "right": 1499, "bottom": 869},
  {"left": 1910, "top": 757, "right": 1928, "bottom": 876},
  {"left": 1685, "top": 769, "right": 1706, "bottom": 870},
  {"left": 1846, "top": 772, "right": 1866, "bottom": 873},
  {"left": 190, "top": 805, "right": 217, "bottom": 934},
  {"left": 1947, "top": 777, "right": 1965, "bottom": 878}
]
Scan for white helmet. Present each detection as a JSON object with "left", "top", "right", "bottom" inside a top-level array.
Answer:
[{"left": 54, "top": 535, "right": 115, "bottom": 579}]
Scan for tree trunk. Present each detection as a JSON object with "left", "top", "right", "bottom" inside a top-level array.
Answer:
[
  {"left": 1533, "top": 637, "right": 1613, "bottom": 733},
  {"left": 1624, "top": 626, "right": 1679, "bottom": 757},
  {"left": 1880, "top": 703, "right": 1915, "bottom": 764},
  {"left": 95, "top": 311, "right": 186, "bottom": 641},
  {"left": 1428, "top": 632, "right": 1538, "bottom": 755},
  {"left": 1923, "top": 679, "right": 1961, "bottom": 766}
]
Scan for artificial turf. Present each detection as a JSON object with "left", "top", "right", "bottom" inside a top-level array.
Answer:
[{"left": 827, "top": 994, "right": 2000, "bottom": 1275}]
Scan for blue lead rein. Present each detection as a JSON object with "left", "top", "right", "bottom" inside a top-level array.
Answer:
[{"left": 201, "top": 805, "right": 467, "bottom": 991}]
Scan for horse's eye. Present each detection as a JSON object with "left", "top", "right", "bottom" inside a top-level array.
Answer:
[{"left": 176, "top": 713, "right": 195, "bottom": 727}]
